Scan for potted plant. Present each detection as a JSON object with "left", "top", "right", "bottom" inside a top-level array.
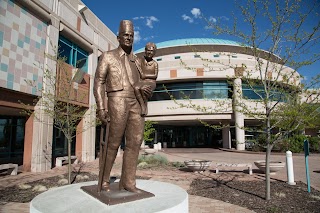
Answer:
[
  {"left": 254, "top": 160, "right": 285, "bottom": 174},
  {"left": 184, "top": 160, "right": 212, "bottom": 171}
]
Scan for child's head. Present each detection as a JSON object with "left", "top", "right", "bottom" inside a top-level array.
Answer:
[{"left": 145, "top": 42, "right": 157, "bottom": 59}]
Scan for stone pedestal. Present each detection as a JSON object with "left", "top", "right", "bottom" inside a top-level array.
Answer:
[{"left": 30, "top": 180, "right": 188, "bottom": 213}]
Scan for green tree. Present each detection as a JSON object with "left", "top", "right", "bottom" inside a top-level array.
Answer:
[
  {"left": 144, "top": 120, "right": 157, "bottom": 144},
  {"left": 170, "top": 0, "right": 320, "bottom": 200},
  {"left": 209, "top": 0, "right": 320, "bottom": 200},
  {"left": 20, "top": 49, "right": 96, "bottom": 184}
]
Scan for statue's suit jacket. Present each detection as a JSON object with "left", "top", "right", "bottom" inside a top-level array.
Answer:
[{"left": 94, "top": 46, "right": 142, "bottom": 111}]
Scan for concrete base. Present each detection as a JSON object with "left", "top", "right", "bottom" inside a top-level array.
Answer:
[{"left": 30, "top": 180, "right": 188, "bottom": 213}]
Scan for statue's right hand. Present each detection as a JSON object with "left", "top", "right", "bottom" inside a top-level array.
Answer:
[{"left": 97, "top": 110, "right": 110, "bottom": 124}]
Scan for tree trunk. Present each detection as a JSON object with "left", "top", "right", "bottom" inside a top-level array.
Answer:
[
  {"left": 67, "top": 102, "right": 71, "bottom": 185},
  {"left": 265, "top": 107, "right": 271, "bottom": 200},
  {"left": 265, "top": 143, "right": 271, "bottom": 200},
  {"left": 68, "top": 134, "right": 71, "bottom": 184}
]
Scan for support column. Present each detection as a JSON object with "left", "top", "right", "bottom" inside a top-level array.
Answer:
[
  {"left": 31, "top": 109, "right": 54, "bottom": 172},
  {"left": 80, "top": 109, "right": 96, "bottom": 162},
  {"left": 233, "top": 77, "right": 245, "bottom": 150},
  {"left": 76, "top": 119, "right": 83, "bottom": 161},
  {"left": 23, "top": 115, "right": 33, "bottom": 171},
  {"left": 154, "top": 131, "right": 158, "bottom": 144},
  {"left": 31, "top": 20, "right": 59, "bottom": 172},
  {"left": 222, "top": 123, "right": 231, "bottom": 149},
  {"left": 80, "top": 46, "right": 98, "bottom": 162}
]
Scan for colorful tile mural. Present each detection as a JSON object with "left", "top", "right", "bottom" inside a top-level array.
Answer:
[{"left": 0, "top": 0, "right": 47, "bottom": 95}]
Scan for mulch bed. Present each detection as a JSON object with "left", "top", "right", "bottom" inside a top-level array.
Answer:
[
  {"left": 1, "top": 167, "right": 320, "bottom": 213},
  {"left": 188, "top": 178, "right": 320, "bottom": 213},
  {"left": 0, "top": 172, "right": 98, "bottom": 203},
  {"left": 0, "top": 172, "right": 150, "bottom": 203}
]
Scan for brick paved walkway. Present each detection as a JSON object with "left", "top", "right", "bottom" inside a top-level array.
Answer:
[{"left": 1, "top": 148, "right": 319, "bottom": 213}]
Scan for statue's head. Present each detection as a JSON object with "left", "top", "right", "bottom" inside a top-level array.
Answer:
[
  {"left": 117, "top": 20, "right": 134, "bottom": 50},
  {"left": 145, "top": 42, "right": 157, "bottom": 59}
]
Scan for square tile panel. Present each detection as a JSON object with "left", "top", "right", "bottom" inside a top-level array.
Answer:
[{"left": 0, "top": 0, "right": 47, "bottom": 95}]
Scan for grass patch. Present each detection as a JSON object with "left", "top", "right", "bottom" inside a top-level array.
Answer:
[
  {"left": 138, "top": 154, "right": 168, "bottom": 167},
  {"left": 171, "top": 161, "right": 186, "bottom": 168}
]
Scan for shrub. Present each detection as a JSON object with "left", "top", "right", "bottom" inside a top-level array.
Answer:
[
  {"left": 171, "top": 161, "right": 186, "bottom": 168},
  {"left": 308, "top": 136, "right": 320, "bottom": 153},
  {"left": 287, "top": 135, "right": 308, "bottom": 153},
  {"left": 275, "top": 139, "right": 290, "bottom": 152},
  {"left": 252, "top": 134, "right": 266, "bottom": 152},
  {"left": 138, "top": 154, "right": 168, "bottom": 166}
]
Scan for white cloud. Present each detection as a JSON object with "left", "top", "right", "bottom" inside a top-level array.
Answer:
[
  {"left": 204, "top": 15, "right": 229, "bottom": 29},
  {"left": 191, "top": 8, "right": 201, "bottom": 18},
  {"left": 209, "top": 16, "right": 217, "bottom": 23},
  {"left": 143, "top": 35, "right": 155, "bottom": 41},
  {"left": 182, "top": 8, "right": 203, "bottom": 23},
  {"left": 220, "top": 16, "right": 230, "bottom": 21},
  {"left": 146, "top": 16, "right": 159, "bottom": 28},
  {"left": 134, "top": 30, "right": 141, "bottom": 43},
  {"left": 132, "top": 16, "right": 159, "bottom": 28},
  {"left": 133, "top": 16, "right": 145, "bottom": 20},
  {"left": 182, "top": 14, "right": 194, "bottom": 23}
]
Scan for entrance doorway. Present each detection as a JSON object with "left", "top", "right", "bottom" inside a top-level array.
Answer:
[
  {"left": 0, "top": 116, "right": 25, "bottom": 165},
  {"left": 156, "top": 125, "right": 222, "bottom": 148}
]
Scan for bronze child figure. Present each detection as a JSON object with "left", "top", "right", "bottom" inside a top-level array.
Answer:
[{"left": 134, "top": 42, "right": 159, "bottom": 116}]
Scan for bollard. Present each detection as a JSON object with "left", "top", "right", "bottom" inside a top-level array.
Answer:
[
  {"left": 286, "top": 151, "right": 296, "bottom": 185},
  {"left": 304, "top": 140, "right": 311, "bottom": 193},
  {"left": 157, "top": 142, "right": 162, "bottom": 150},
  {"left": 154, "top": 143, "right": 159, "bottom": 150}
]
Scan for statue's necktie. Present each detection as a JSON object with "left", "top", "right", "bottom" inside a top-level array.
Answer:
[{"left": 124, "top": 54, "right": 134, "bottom": 86}]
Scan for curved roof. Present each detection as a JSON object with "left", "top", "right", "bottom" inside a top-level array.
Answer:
[{"left": 135, "top": 38, "right": 242, "bottom": 53}]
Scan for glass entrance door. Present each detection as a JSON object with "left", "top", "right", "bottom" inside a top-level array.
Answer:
[
  {"left": 156, "top": 125, "right": 220, "bottom": 148},
  {"left": 52, "top": 126, "right": 75, "bottom": 168},
  {"left": 0, "top": 116, "right": 25, "bottom": 165}
]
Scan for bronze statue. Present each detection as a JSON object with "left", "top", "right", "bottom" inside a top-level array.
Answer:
[
  {"left": 134, "top": 42, "right": 158, "bottom": 116},
  {"left": 93, "top": 20, "right": 152, "bottom": 193}
]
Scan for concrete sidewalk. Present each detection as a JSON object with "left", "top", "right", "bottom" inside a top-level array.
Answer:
[
  {"left": 1, "top": 148, "right": 319, "bottom": 213},
  {"left": 159, "top": 148, "right": 320, "bottom": 191}
]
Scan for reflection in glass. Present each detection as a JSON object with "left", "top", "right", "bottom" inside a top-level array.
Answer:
[
  {"left": 150, "top": 81, "right": 230, "bottom": 101},
  {"left": 58, "top": 36, "right": 89, "bottom": 73},
  {"left": 0, "top": 117, "right": 25, "bottom": 164}
]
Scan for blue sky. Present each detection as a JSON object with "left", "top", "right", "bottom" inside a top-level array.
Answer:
[
  {"left": 82, "top": 0, "right": 320, "bottom": 83},
  {"left": 81, "top": 0, "right": 237, "bottom": 50}
]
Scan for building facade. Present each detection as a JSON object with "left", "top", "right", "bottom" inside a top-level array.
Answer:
[
  {"left": 0, "top": 0, "right": 117, "bottom": 172},
  {"left": 135, "top": 38, "right": 300, "bottom": 151}
]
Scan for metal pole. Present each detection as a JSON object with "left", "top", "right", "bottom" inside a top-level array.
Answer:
[
  {"left": 304, "top": 139, "right": 311, "bottom": 193},
  {"left": 97, "top": 122, "right": 110, "bottom": 193},
  {"left": 286, "top": 151, "right": 296, "bottom": 185}
]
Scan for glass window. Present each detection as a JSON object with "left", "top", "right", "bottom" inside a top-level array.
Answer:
[
  {"left": 52, "top": 124, "right": 75, "bottom": 167},
  {"left": 150, "top": 81, "right": 230, "bottom": 101},
  {"left": 0, "top": 117, "right": 25, "bottom": 164},
  {"left": 242, "top": 84, "right": 264, "bottom": 100},
  {"left": 58, "top": 36, "right": 89, "bottom": 73},
  {"left": 242, "top": 84, "right": 286, "bottom": 102},
  {"left": 76, "top": 48, "right": 88, "bottom": 71},
  {"left": 58, "top": 40, "right": 72, "bottom": 64},
  {"left": 203, "top": 81, "right": 228, "bottom": 99}
]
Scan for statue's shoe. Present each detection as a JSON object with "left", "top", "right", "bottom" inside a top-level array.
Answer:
[{"left": 102, "top": 181, "right": 111, "bottom": 192}]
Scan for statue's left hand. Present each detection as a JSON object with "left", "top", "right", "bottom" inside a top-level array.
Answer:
[
  {"left": 97, "top": 109, "right": 110, "bottom": 124},
  {"left": 141, "top": 85, "right": 152, "bottom": 98}
]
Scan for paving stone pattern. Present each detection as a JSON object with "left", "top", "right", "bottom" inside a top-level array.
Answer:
[{"left": 1, "top": 148, "right": 319, "bottom": 213}]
